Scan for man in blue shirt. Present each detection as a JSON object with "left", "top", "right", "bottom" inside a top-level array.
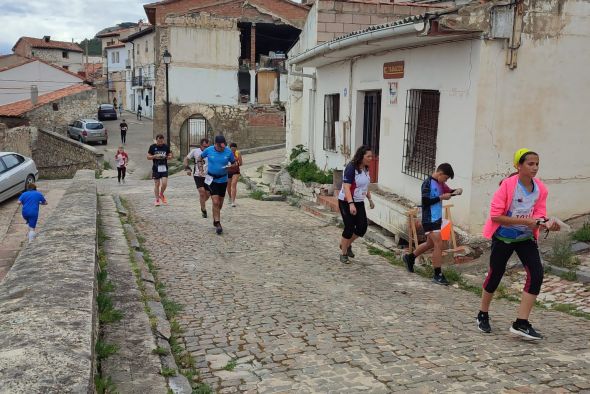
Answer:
[
  {"left": 18, "top": 183, "right": 47, "bottom": 242},
  {"left": 199, "top": 135, "right": 235, "bottom": 234}
]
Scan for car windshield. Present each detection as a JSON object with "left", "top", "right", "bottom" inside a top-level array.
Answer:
[
  {"left": 100, "top": 104, "right": 114, "bottom": 110},
  {"left": 86, "top": 123, "right": 104, "bottom": 130}
]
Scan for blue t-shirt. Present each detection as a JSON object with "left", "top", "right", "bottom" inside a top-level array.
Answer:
[
  {"left": 19, "top": 190, "right": 46, "bottom": 217},
  {"left": 200, "top": 146, "right": 235, "bottom": 183},
  {"left": 421, "top": 176, "right": 452, "bottom": 224}
]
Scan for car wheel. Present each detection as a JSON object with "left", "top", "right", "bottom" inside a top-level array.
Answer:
[{"left": 24, "top": 174, "right": 35, "bottom": 191}]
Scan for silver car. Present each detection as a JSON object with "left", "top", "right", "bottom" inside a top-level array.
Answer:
[
  {"left": 67, "top": 119, "right": 108, "bottom": 145},
  {"left": 0, "top": 152, "right": 38, "bottom": 203}
]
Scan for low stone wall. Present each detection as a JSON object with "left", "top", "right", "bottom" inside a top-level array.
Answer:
[
  {"left": 0, "top": 125, "right": 36, "bottom": 157},
  {"left": 0, "top": 170, "right": 98, "bottom": 393},
  {"left": 34, "top": 129, "right": 102, "bottom": 178}
]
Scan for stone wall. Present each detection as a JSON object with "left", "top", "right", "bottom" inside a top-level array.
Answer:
[
  {"left": 156, "top": 102, "right": 286, "bottom": 152},
  {"left": 0, "top": 125, "right": 102, "bottom": 179},
  {"left": 0, "top": 170, "right": 98, "bottom": 393},
  {"left": 26, "top": 88, "right": 97, "bottom": 136}
]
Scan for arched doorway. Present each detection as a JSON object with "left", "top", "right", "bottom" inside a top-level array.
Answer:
[{"left": 180, "top": 114, "right": 212, "bottom": 156}]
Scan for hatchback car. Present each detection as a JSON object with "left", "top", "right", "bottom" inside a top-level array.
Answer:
[
  {"left": 67, "top": 119, "right": 108, "bottom": 145},
  {"left": 0, "top": 152, "right": 38, "bottom": 204},
  {"left": 98, "top": 104, "right": 118, "bottom": 121}
]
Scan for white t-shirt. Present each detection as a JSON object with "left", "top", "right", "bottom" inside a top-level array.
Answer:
[
  {"left": 338, "top": 162, "right": 371, "bottom": 202},
  {"left": 186, "top": 148, "right": 208, "bottom": 177},
  {"left": 496, "top": 180, "right": 540, "bottom": 241}
]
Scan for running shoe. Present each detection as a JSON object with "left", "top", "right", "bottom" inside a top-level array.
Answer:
[
  {"left": 160, "top": 194, "right": 168, "bottom": 204},
  {"left": 510, "top": 320, "right": 542, "bottom": 340},
  {"left": 201, "top": 209, "right": 207, "bottom": 218},
  {"left": 216, "top": 223, "right": 223, "bottom": 235},
  {"left": 432, "top": 273, "right": 450, "bottom": 285},
  {"left": 476, "top": 314, "right": 491, "bottom": 333},
  {"left": 347, "top": 246, "right": 355, "bottom": 258},
  {"left": 231, "top": 202, "right": 236, "bottom": 207},
  {"left": 339, "top": 254, "right": 350, "bottom": 264},
  {"left": 154, "top": 199, "right": 161, "bottom": 207},
  {"left": 402, "top": 253, "right": 415, "bottom": 273}
]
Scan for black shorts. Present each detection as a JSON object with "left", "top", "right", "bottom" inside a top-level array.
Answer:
[
  {"left": 422, "top": 219, "right": 442, "bottom": 233},
  {"left": 194, "top": 176, "right": 206, "bottom": 189},
  {"left": 207, "top": 181, "right": 228, "bottom": 196},
  {"left": 228, "top": 171, "right": 240, "bottom": 178},
  {"left": 152, "top": 171, "right": 168, "bottom": 180}
]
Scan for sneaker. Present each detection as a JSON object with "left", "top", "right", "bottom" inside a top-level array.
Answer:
[
  {"left": 201, "top": 209, "right": 207, "bottom": 218},
  {"left": 339, "top": 254, "right": 350, "bottom": 264},
  {"left": 122, "top": 178, "right": 126, "bottom": 184},
  {"left": 347, "top": 246, "right": 355, "bottom": 258},
  {"left": 402, "top": 254, "right": 415, "bottom": 273},
  {"left": 510, "top": 321, "right": 542, "bottom": 340},
  {"left": 432, "top": 273, "right": 450, "bottom": 286},
  {"left": 160, "top": 194, "right": 168, "bottom": 204},
  {"left": 476, "top": 314, "right": 491, "bottom": 333},
  {"left": 154, "top": 199, "right": 161, "bottom": 206},
  {"left": 216, "top": 223, "right": 223, "bottom": 235},
  {"left": 231, "top": 202, "right": 236, "bottom": 207}
]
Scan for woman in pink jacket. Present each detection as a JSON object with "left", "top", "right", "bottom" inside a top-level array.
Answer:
[{"left": 477, "top": 149, "right": 559, "bottom": 340}]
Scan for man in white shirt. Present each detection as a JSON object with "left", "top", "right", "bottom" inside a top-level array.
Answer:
[{"left": 184, "top": 138, "right": 211, "bottom": 217}]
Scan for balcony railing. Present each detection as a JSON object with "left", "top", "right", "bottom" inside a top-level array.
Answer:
[{"left": 132, "top": 76, "right": 143, "bottom": 87}]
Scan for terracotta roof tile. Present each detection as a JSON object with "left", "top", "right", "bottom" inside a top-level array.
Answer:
[
  {"left": 0, "top": 84, "right": 93, "bottom": 117},
  {"left": 13, "top": 37, "right": 83, "bottom": 53}
]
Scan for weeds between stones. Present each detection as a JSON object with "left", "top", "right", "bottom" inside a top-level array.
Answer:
[
  {"left": 249, "top": 190, "right": 265, "bottom": 200},
  {"left": 223, "top": 359, "right": 238, "bottom": 371},
  {"left": 153, "top": 346, "right": 170, "bottom": 356},
  {"left": 572, "top": 221, "right": 590, "bottom": 242},
  {"left": 161, "top": 367, "right": 177, "bottom": 377}
]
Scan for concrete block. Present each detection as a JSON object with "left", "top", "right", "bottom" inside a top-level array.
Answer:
[
  {"left": 318, "top": 12, "right": 336, "bottom": 23},
  {"left": 352, "top": 14, "right": 371, "bottom": 24},
  {"left": 325, "top": 22, "right": 345, "bottom": 33}
]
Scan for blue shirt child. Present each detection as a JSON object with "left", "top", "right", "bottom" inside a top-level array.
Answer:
[{"left": 19, "top": 190, "right": 46, "bottom": 228}]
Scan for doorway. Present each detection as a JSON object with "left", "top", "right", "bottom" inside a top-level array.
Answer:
[
  {"left": 362, "top": 90, "right": 381, "bottom": 183},
  {"left": 180, "top": 115, "right": 211, "bottom": 157}
]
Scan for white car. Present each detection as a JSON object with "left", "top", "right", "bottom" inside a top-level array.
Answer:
[{"left": 0, "top": 152, "right": 38, "bottom": 203}]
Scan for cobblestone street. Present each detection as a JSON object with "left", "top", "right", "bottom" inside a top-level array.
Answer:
[{"left": 118, "top": 173, "right": 590, "bottom": 393}]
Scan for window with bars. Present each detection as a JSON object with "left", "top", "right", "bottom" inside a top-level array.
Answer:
[
  {"left": 402, "top": 89, "right": 440, "bottom": 179},
  {"left": 323, "top": 94, "right": 340, "bottom": 151}
]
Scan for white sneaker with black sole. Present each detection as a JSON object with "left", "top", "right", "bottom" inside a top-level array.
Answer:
[{"left": 509, "top": 321, "right": 542, "bottom": 340}]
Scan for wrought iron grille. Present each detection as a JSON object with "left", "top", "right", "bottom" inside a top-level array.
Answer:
[
  {"left": 323, "top": 94, "right": 339, "bottom": 151},
  {"left": 402, "top": 89, "right": 440, "bottom": 180}
]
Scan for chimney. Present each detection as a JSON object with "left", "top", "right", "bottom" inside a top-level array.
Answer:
[
  {"left": 31, "top": 85, "right": 38, "bottom": 105},
  {"left": 43, "top": 35, "right": 50, "bottom": 42}
]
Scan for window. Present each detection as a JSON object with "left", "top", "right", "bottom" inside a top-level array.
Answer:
[
  {"left": 52, "top": 103, "right": 59, "bottom": 111},
  {"left": 402, "top": 89, "right": 441, "bottom": 179},
  {"left": 2, "top": 154, "right": 21, "bottom": 170},
  {"left": 323, "top": 94, "right": 340, "bottom": 151},
  {"left": 0, "top": 159, "right": 7, "bottom": 174},
  {"left": 62, "top": 51, "right": 69, "bottom": 58}
]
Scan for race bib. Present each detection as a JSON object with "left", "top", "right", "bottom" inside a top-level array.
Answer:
[
  {"left": 157, "top": 165, "right": 167, "bottom": 173},
  {"left": 205, "top": 175, "right": 213, "bottom": 185}
]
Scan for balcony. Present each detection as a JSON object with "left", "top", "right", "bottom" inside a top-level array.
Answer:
[
  {"left": 132, "top": 76, "right": 143, "bottom": 87},
  {"left": 125, "top": 59, "right": 131, "bottom": 69}
]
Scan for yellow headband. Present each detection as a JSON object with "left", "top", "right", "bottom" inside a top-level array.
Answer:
[{"left": 513, "top": 148, "right": 531, "bottom": 169}]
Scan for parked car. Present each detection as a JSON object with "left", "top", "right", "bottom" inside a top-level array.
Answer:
[
  {"left": 0, "top": 152, "right": 38, "bottom": 204},
  {"left": 98, "top": 104, "right": 117, "bottom": 121},
  {"left": 67, "top": 119, "right": 108, "bottom": 145}
]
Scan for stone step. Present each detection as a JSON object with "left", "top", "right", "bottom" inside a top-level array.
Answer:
[{"left": 317, "top": 194, "right": 339, "bottom": 213}]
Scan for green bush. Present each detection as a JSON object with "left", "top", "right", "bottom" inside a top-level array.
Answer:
[
  {"left": 289, "top": 144, "right": 307, "bottom": 161},
  {"left": 572, "top": 221, "right": 590, "bottom": 242},
  {"left": 287, "top": 160, "right": 333, "bottom": 184},
  {"left": 550, "top": 234, "right": 581, "bottom": 269}
]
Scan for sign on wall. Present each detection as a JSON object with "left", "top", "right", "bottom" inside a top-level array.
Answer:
[
  {"left": 388, "top": 82, "right": 398, "bottom": 105},
  {"left": 383, "top": 61, "right": 404, "bottom": 79}
]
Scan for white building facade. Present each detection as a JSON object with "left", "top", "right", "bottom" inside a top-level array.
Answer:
[
  {"left": 123, "top": 27, "right": 156, "bottom": 118},
  {"left": 288, "top": 0, "right": 590, "bottom": 237}
]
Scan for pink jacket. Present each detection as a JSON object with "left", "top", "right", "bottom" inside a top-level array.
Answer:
[{"left": 482, "top": 175, "right": 548, "bottom": 240}]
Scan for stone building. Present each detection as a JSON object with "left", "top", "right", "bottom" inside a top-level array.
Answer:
[
  {"left": 287, "top": 0, "right": 590, "bottom": 236},
  {"left": 143, "top": 0, "right": 309, "bottom": 155},
  {"left": 0, "top": 55, "right": 96, "bottom": 134},
  {"left": 12, "top": 36, "right": 85, "bottom": 73}
]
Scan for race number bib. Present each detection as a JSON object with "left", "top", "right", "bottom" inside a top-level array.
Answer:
[
  {"left": 157, "top": 165, "right": 167, "bottom": 173},
  {"left": 205, "top": 175, "right": 213, "bottom": 185}
]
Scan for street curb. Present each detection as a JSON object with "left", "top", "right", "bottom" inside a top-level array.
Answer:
[
  {"left": 240, "top": 144, "right": 285, "bottom": 155},
  {"left": 546, "top": 263, "right": 590, "bottom": 283}
]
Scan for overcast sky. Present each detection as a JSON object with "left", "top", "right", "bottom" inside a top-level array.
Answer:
[{"left": 0, "top": 0, "right": 151, "bottom": 55}]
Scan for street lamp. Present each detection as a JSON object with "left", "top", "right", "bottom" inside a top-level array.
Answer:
[{"left": 162, "top": 49, "right": 172, "bottom": 144}]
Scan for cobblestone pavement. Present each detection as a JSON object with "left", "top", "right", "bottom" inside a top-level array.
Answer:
[{"left": 117, "top": 173, "right": 590, "bottom": 394}]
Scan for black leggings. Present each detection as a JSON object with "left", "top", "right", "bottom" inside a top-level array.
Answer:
[
  {"left": 339, "top": 200, "right": 368, "bottom": 239},
  {"left": 483, "top": 237, "right": 544, "bottom": 296},
  {"left": 121, "top": 131, "right": 126, "bottom": 143},
  {"left": 117, "top": 166, "right": 126, "bottom": 182}
]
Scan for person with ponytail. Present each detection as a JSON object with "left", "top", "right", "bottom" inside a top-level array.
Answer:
[{"left": 477, "top": 149, "right": 560, "bottom": 340}]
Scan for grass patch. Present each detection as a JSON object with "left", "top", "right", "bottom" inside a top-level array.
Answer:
[
  {"left": 550, "top": 234, "right": 580, "bottom": 269},
  {"left": 193, "top": 384, "right": 213, "bottom": 394},
  {"left": 223, "top": 359, "right": 238, "bottom": 371},
  {"left": 152, "top": 346, "right": 169, "bottom": 356},
  {"left": 103, "top": 161, "right": 113, "bottom": 170},
  {"left": 249, "top": 190, "right": 265, "bottom": 200},
  {"left": 559, "top": 270, "right": 578, "bottom": 281},
  {"left": 95, "top": 169, "right": 103, "bottom": 179},
  {"left": 162, "top": 299, "right": 183, "bottom": 320},
  {"left": 96, "top": 340, "right": 119, "bottom": 360},
  {"left": 552, "top": 303, "right": 590, "bottom": 319},
  {"left": 161, "top": 367, "right": 177, "bottom": 377},
  {"left": 95, "top": 375, "right": 117, "bottom": 394},
  {"left": 572, "top": 221, "right": 590, "bottom": 242}
]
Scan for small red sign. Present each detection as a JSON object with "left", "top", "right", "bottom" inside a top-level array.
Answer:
[{"left": 383, "top": 61, "right": 404, "bottom": 79}]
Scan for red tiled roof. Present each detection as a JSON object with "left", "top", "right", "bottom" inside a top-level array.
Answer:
[
  {"left": 12, "top": 37, "right": 83, "bottom": 53},
  {"left": 0, "top": 84, "right": 93, "bottom": 117}
]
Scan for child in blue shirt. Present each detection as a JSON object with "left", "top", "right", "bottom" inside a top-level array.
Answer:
[{"left": 18, "top": 183, "right": 47, "bottom": 242}]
